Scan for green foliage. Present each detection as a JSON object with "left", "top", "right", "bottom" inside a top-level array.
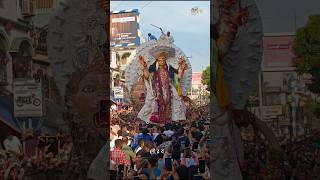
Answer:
[
  {"left": 305, "top": 98, "right": 320, "bottom": 128},
  {"left": 293, "top": 15, "right": 320, "bottom": 94},
  {"left": 201, "top": 66, "right": 210, "bottom": 90}
]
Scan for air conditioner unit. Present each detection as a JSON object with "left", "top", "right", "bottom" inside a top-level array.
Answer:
[{"left": 21, "top": 0, "right": 36, "bottom": 16}]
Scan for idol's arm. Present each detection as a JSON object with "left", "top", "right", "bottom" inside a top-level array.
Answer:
[
  {"left": 178, "top": 65, "right": 187, "bottom": 80},
  {"left": 139, "top": 55, "right": 150, "bottom": 80},
  {"left": 143, "top": 66, "right": 150, "bottom": 80}
]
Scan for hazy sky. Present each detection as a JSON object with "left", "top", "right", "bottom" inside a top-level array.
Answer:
[
  {"left": 111, "top": 1, "right": 210, "bottom": 72},
  {"left": 110, "top": 0, "right": 319, "bottom": 71},
  {"left": 256, "top": 0, "right": 320, "bottom": 33}
]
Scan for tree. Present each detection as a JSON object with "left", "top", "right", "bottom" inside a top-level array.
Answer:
[
  {"left": 293, "top": 15, "right": 320, "bottom": 94},
  {"left": 293, "top": 15, "right": 320, "bottom": 129},
  {"left": 201, "top": 66, "right": 210, "bottom": 91},
  {"left": 305, "top": 98, "right": 320, "bottom": 128}
]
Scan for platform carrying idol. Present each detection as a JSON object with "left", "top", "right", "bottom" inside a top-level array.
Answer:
[{"left": 125, "top": 33, "right": 192, "bottom": 125}]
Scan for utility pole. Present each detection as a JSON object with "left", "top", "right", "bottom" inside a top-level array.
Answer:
[
  {"left": 258, "top": 72, "right": 264, "bottom": 121},
  {"left": 294, "top": 12, "right": 297, "bottom": 31}
]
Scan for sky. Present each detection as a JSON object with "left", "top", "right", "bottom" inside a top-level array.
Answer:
[
  {"left": 256, "top": 0, "right": 320, "bottom": 33},
  {"left": 110, "top": 1, "right": 210, "bottom": 72}
]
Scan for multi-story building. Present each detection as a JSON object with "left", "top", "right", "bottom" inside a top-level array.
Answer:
[
  {"left": 0, "top": 0, "right": 62, "bottom": 136},
  {"left": 189, "top": 72, "right": 208, "bottom": 104},
  {"left": 251, "top": 33, "right": 314, "bottom": 137},
  {"left": 110, "top": 9, "right": 143, "bottom": 102},
  {"left": 0, "top": 0, "right": 34, "bottom": 94}
]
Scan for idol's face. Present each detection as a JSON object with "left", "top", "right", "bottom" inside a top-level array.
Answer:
[
  {"left": 73, "top": 70, "right": 107, "bottom": 134},
  {"left": 157, "top": 55, "right": 167, "bottom": 66}
]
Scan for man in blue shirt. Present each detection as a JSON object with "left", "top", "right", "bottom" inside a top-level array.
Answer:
[{"left": 148, "top": 33, "right": 157, "bottom": 41}]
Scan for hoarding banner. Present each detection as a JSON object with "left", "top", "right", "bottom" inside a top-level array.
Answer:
[
  {"left": 13, "top": 80, "right": 43, "bottom": 117},
  {"left": 263, "top": 35, "right": 296, "bottom": 71},
  {"left": 110, "top": 51, "right": 118, "bottom": 69},
  {"left": 113, "top": 87, "right": 124, "bottom": 99},
  {"left": 110, "top": 9, "right": 140, "bottom": 48},
  {"left": 262, "top": 105, "right": 283, "bottom": 119}
]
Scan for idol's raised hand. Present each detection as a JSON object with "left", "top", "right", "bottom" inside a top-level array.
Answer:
[{"left": 139, "top": 55, "right": 147, "bottom": 67}]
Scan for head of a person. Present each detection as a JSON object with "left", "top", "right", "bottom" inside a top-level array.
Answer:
[
  {"left": 177, "top": 128, "right": 185, "bottom": 137},
  {"left": 121, "top": 125, "right": 127, "bottom": 132},
  {"left": 117, "top": 130, "right": 123, "bottom": 137},
  {"left": 138, "top": 172, "right": 149, "bottom": 180},
  {"left": 143, "top": 141, "right": 154, "bottom": 152},
  {"left": 156, "top": 52, "right": 167, "bottom": 67},
  {"left": 152, "top": 126, "right": 159, "bottom": 133},
  {"left": 136, "top": 154, "right": 143, "bottom": 164},
  {"left": 190, "top": 123, "right": 198, "bottom": 132},
  {"left": 115, "top": 139, "right": 123, "bottom": 149},
  {"left": 159, "top": 126, "right": 165, "bottom": 133},
  {"left": 148, "top": 33, "right": 151, "bottom": 36},
  {"left": 122, "top": 136, "right": 129, "bottom": 145},
  {"left": 139, "top": 139, "right": 145, "bottom": 148},
  {"left": 183, "top": 148, "right": 191, "bottom": 157},
  {"left": 142, "top": 128, "right": 149, "bottom": 135}
]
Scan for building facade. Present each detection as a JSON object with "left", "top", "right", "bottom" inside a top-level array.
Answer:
[
  {"left": 0, "top": 0, "right": 62, "bottom": 134},
  {"left": 110, "top": 9, "right": 143, "bottom": 103},
  {"left": 251, "top": 33, "right": 314, "bottom": 137}
]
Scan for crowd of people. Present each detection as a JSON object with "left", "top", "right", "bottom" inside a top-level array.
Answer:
[
  {"left": 110, "top": 103, "right": 211, "bottom": 180},
  {"left": 241, "top": 130, "right": 320, "bottom": 180},
  {"left": 0, "top": 132, "right": 73, "bottom": 179}
]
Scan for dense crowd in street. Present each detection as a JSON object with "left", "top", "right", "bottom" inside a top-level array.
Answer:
[
  {"left": 241, "top": 130, "right": 320, "bottom": 180},
  {"left": 2, "top": 101, "right": 320, "bottom": 180},
  {"left": 110, "top": 103, "right": 211, "bottom": 180},
  {"left": 0, "top": 132, "right": 73, "bottom": 180}
]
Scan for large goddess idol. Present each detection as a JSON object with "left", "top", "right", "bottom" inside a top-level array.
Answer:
[{"left": 125, "top": 33, "right": 192, "bottom": 124}]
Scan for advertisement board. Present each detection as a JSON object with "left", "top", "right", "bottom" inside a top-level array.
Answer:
[
  {"left": 110, "top": 9, "right": 140, "bottom": 48},
  {"left": 13, "top": 80, "right": 43, "bottom": 117},
  {"left": 192, "top": 72, "right": 202, "bottom": 85},
  {"left": 110, "top": 51, "right": 118, "bottom": 69},
  {"left": 262, "top": 105, "right": 283, "bottom": 119},
  {"left": 263, "top": 34, "right": 296, "bottom": 71},
  {"left": 113, "top": 87, "right": 124, "bottom": 99},
  {"left": 249, "top": 105, "right": 283, "bottom": 120}
]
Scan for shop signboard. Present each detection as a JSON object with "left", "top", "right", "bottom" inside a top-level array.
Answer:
[
  {"left": 262, "top": 105, "right": 283, "bottom": 119},
  {"left": 113, "top": 86, "right": 123, "bottom": 99},
  {"left": 263, "top": 34, "right": 296, "bottom": 71},
  {"left": 13, "top": 80, "right": 43, "bottom": 117}
]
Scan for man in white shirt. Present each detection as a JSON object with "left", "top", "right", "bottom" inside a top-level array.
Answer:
[
  {"left": 3, "top": 133, "right": 22, "bottom": 155},
  {"left": 163, "top": 128, "right": 174, "bottom": 138}
]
